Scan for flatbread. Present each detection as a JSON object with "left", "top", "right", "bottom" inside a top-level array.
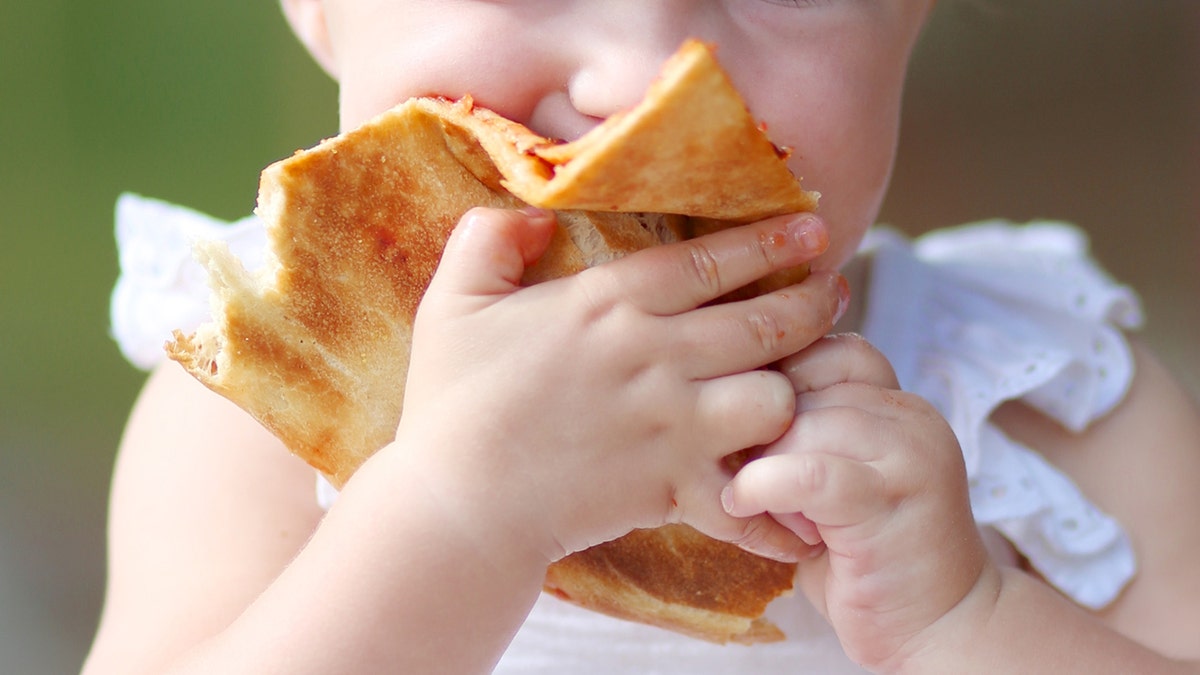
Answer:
[{"left": 168, "top": 39, "right": 818, "bottom": 644}]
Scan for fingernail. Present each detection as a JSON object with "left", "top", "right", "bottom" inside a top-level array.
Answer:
[
  {"left": 834, "top": 274, "right": 850, "bottom": 324},
  {"left": 754, "top": 544, "right": 802, "bottom": 564},
  {"left": 788, "top": 215, "right": 829, "bottom": 254},
  {"left": 720, "top": 485, "right": 736, "bottom": 514},
  {"left": 518, "top": 205, "right": 554, "bottom": 221},
  {"left": 747, "top": 529, "right": 810, "bottom": 563}
]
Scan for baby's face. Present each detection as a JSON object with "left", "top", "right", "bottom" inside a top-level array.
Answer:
[{"left": 314, "top": 0, "right": 934, "bottom": 270}]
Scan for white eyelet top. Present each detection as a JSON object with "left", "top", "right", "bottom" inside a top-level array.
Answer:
[
  {"left": 858, "top": 223, "right": 1140, "bottom": 610},
  {"left": 112, "top": 194, "right": 1140, "bottom": 673}
]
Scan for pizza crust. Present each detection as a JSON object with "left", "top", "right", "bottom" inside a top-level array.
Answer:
[{"left": 168, "top": 39, "right": 816, "bottom": 644}]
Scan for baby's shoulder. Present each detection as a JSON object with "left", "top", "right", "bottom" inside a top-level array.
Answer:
[{"left": 994, "top": 339, "right": 1200, "bottom": 648}]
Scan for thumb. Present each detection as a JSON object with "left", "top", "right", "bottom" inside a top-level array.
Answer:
[{"left": 429, "top": 206, "right": 558, "bottom": 297}]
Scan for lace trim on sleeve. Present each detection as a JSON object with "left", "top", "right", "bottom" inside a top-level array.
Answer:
[
  {"left": 110, "top": 193, "right": 264, "bottom": 370},
  {"left": 861, "top": 221, "right": 1142, "bottom": 609}
]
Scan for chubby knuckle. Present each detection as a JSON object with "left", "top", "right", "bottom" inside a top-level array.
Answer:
[
  {"left": 887, "top": 402, "right": 962, "bottom": 475},
  {"left": 751, "top": 230, "right": 778, "bottom": 272},
  {"left": 729, "top": 513, "right": 774, "bottom": 550},
  {"left": 747, "top": 308, "right": 785, "bottom": 355},
  {"left": 574, "top": 268, "right": 623, "bottom": 320},
  {"left": 794, "top": 454, "right": 829, "bottom": 494},
  {"left": 684, "top": 241, "right": 724, "bottom": 297},
  {"left": 893, "top": 389, "right": 942, "bottom": 421}
]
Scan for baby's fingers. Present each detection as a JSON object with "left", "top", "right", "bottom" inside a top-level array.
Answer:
[
  {"left": 693, "top": 370, "right": 795, "bottom": 452},
  {"left": 678, "top": 271, "right": 846, "bottom": 379},
  {"left": 426, "top": 207, "right": 558, "bottom": 298},
  {"left": 682, "top": 472, "right": 817, "bottom": 563},
  {"left": 593, "top": 213, "right": 829, "bottom": 316},
  {"left": 721, "top": 453, "right": 887, "bottom": 530},
  {"left": 779, "top": 333, "right": 900, "bottom": 394}
]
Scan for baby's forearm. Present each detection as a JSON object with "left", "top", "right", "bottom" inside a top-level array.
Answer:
[
  {"left": 894, "top": 567, "right": 1197, "bottom": 674},
  {"left": 167, "top": 443, "right": 548, "bottom": 675}
]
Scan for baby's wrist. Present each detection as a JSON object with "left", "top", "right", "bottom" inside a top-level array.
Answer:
[
  {"left": 882, "top": 563, "right": 1005, "bottom": 675},
  {"left": 371, "top": 430, "right": 560, "bottom": 569}
]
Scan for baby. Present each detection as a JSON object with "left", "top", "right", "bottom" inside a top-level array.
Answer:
[{"left": 85, "top": 2, "right": 1200, "bottom": 673}]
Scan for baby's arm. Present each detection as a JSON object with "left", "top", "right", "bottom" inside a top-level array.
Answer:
[
  {"left": 980, "top": 340, "right": 1200, "bottom": 666},
  {"left": 83, "top": 360, "right": 553, "bottom": 674},
  {"left": 724, "top": 335, "right": 1200, "bottom": 673},
  {"left": 84, "top": 207, "right": 842, "bottom": 674},
  {"left": 883, "top": 340, "right": 1200, "bottom": 673},
  {"left": 83, "top": 362, "right": 551, "bottom": 674},
  {"left": 81, "top": 364, "right": 326, "bottom": 673}
]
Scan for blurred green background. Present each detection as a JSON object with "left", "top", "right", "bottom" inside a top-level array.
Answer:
[
  {"left": 2, "top": 3, "right": 336, "bottom": 673},
  {"left": 0, "top": 2, "right": 1195, "bottom": 673}
]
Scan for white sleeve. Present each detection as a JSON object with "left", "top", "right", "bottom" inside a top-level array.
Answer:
[
  {"left": 861, "top": 221, "right": 1142, "bottom": 609},
  {"left": 109, "top": 193, "right": 265, "bottom": 370}
]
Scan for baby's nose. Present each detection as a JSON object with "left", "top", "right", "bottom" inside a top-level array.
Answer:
[
  {"left": 526, "top": 91, "right": 603, "bottom": 143},
  {"left": 554, "top": 1, "right": 694, "bottom": 120},
  {"left": 525, "top": 36, "right": 678, "bottom": 142},
  {"left": 565, "top": 50, "right": 666, "bottom": 120}
]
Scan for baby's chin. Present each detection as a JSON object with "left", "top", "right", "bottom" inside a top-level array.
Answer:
[{"left": 338, "top": 92, "right": 423, "bottom": 134}]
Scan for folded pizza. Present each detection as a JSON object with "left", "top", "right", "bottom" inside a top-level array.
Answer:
[{"left": 168, "top": 39, "right": 818, "bottom": 644}]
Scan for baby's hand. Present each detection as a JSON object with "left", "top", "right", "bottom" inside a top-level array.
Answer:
[
  {"left": 393, "top": 207, "right": 844, "bottom": 566},
  {"left": 721, "top": 334, "right": 993, "bottom": 670}
]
